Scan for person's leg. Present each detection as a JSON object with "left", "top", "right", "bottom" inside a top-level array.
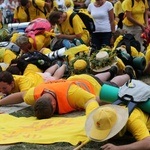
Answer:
[
  {"left": 95, "top": 72, "right": 111, "bottom": 81},
  {"left": 44, "top": 64, "right": 59, "bottom": 75},
  {"left": 95, "top": 65, "right": 119, "bottom": 81},
  {"left": 110, "top": 74, "right": 130, "bottom": 87},
  {"left": 52, "top": 64, "right": 67, "bottom": 79},
  {"left": 110, "top": 65, "right": 136, "bottom": 86}
]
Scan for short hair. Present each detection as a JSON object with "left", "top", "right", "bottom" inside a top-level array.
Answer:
[
  {"left": 20, "top": 0, "right": 29, "bottom": 6},
  {"left": 33, "top": 96, "right": 54, "bottom": 119},
  {"left": 48, "top": 10, "right": 63, "bottom": 25},
  {"left": 15, "top": 34, "right": 29, "bottom": 47},
  {"left": 0, "top": 71, "right": 14, "bottom": 84}
]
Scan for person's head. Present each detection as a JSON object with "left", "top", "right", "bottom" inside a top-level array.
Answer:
[
  {"left": 49, "top": 10, "right": 64, "bottom": 25},
  {"left": 33, "top": 91, "right": 57, "bottom": 119},
  {"left": 0, "top": 71, "right": 15, "bottom": 95},
  {"left": 85, "top": 104, "right": 128, "bottom": 142},
  {"left": 16, "top": 34, "right": 31, "bottom": 52}
]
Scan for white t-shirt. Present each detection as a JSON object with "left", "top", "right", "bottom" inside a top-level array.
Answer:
[{"left": 88, "top": 1, "right": 113, "bottom": 32}]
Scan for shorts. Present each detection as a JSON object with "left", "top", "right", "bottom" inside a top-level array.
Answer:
[{"left": 37, "top": 72, "right": 56, "bottom": 82}]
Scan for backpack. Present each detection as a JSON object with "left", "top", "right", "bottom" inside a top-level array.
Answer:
[
  {"left": 32, "top": 0, "right": 47, "bottom": 16},
  {"left": 116, "top": 33, "right": 141, "bottom": 54},
  {"left": 0, "top": 42, "right": 21, "bottom": 55},
  {"left": 69, "top": 9, "right": 95, "bottom": 34},
  {"left": 25, "top": 18, "right": 51, "bottom": 49},
  {"left": 113, "top": 79, "right": 150, "bottom": 115},
  {"left": 19, "top": 51, "right": 52, "bottom": 71}
]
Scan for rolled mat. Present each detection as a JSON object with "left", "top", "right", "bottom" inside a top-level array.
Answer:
[{"left": 100, "top": 84, "right": 150, "bottom": 114}]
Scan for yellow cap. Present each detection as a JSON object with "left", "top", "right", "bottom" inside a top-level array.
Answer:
[
  {"left": 90, "top": 107, "right": 117, "bottom": 140},
  {"left": 74, "top": 59, "right": 87, "bottom": 70}
]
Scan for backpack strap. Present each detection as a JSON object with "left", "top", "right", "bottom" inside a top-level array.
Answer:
[
  {"left": 32, "top": 0, "right": 47, "bottom": 16},
  {"left": 113, "top": 96, "right": 138, "bottom": 115},
  {"left": 69, "top": 12, "right": 76, "bottom": 28}
]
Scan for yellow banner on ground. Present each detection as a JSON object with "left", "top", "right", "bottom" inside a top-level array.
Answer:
[{"left": 0, "top": 114, "right": 89, "bottom": 145}]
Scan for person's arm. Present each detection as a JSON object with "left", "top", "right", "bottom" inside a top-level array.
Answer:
[
  {"left": 0, "top": 92, "right": 25, "bottom": 106},
  {"left": 44, "top": 1, "right": 51, "bottom": 13},
  {"left": 109, "top": 8, "right": 115, "bottom": 34},
  {"left": 101, "top": 136, "right": 150, "bottom": 150},
  {"left": 56, "top": 33, "right": 82, "bottom": 40}
]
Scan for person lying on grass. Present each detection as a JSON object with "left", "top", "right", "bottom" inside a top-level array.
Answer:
[{"left": 0, "top": 65, "right": 134, "bottom": 119}]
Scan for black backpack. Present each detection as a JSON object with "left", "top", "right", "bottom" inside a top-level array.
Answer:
[
  {"left": 19, "top": 51, "right": 52, "bottom": 71},
  {"left": 116, "top": 33, "right": 141, "bottom": 54},
  {"left": 69, "top": 11, "right": 95, "bottom": 34}
]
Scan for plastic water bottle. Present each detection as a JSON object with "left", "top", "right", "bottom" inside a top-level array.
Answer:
[
  {"left": 38, "top": 59, "right": 45, "bottom": 65},
  {"left": 54, "top": 25, "right": 60, "bottom": 36}
]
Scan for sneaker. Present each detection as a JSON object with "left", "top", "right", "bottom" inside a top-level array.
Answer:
[
  {"left": 109, "top": 64, "right": 119, "bottom": 79},
  {"left": 124, "top": 65, "right": 136, "bottom": 79},
  {"left": 51, "top": 60, "right": 62, "bottom": 67}
]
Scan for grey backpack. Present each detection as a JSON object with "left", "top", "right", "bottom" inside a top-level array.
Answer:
[{"left": 113, "top": 79, "right": 150, "bottom": 115}]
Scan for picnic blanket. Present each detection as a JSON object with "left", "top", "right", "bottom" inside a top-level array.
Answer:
[{"left": 0, "top": 114, "right": 89, "bottom": 145}]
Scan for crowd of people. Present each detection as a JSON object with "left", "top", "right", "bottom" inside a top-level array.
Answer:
[{"left": 0, "top": 0, "right": 150, "bottom": 149}]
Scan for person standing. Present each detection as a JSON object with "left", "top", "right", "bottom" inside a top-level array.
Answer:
[
  {"left": 122, "top": 0, "right": 149, "bottom": 52},
  {"left": 87, "top": 0, "right": 115, "bottom": 50}
]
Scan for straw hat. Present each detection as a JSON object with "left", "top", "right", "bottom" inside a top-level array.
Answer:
[
  {"left": 90, "top": 50, "right": 117, "bottom": 72},
  {"left": 85, "top": 104, "right": 128, "bottom": 142}
]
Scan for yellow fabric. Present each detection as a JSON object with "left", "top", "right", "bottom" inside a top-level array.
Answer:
[
  {"left": 12, "top": 65, "right": 44, "bottom": 93},
  {"left": 0, "top": 114, "right": 89, "bottom": 145},
  {"left": 145, "top": 48, "right": 150, "bottom": 67},
  {"left": 28, "top": 0, "right": 46, "bottom": 21},
  {"left": 122, "top": 0, "right": 149, "bottom": 26},
  {"left": 14, "top": 6, "right": 28, "bottom": 22},
  {"left": 59, "top": 9, "right": 90, "bottom": 45},
  {"left": 24, "top": 74, "right": 101, "bottom": 106},
  {"left": 67, "top": 74, "right": 101, "bottom": 95},
  {"left": 10, "top": 33, "right": 21, "bottom": 43},
  {"left": 41, "top": 48, "right": 52, "bottom": 54},
  {"left": 3, "top": 49, "right": 17, "bottom": 65},
  {"left": 0, "top": 48, "right": 5, "bottom": 62},
  {"left": 127, "top": 107, "right": 150, "bottom": 141},
  {"left": 29, "top": 31, "right": 52, "bottom": 51},
  {"left": 23, "top": 64, "right": 42, "bottom": 74},
  {"left": 114, "top": 0, "right": 124, "bottom": 17}
]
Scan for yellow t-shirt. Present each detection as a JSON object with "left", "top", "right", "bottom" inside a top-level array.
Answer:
[
  {"left": 122, "top": 0, "right": 149, "bottom": 26},
  {"left": 23, "top": 79, "right": 100, "bottom": 117},
  {"left": 127, "top": 107, "right": 150, "bottom": 141},
  {"left": 3, "top": 49, "right": 17, "bottom": 65},
  {"left": 59, "top": 9, "right": 90, "bottom": 45},
  {"left": 12, "top": 75, "right": 39, "bottom": 93},
  {"left": 12, "top": 64, "right": 44, "bottom": 93},
  {"left": 114, "top": 0, "right": 124, "bottom": 17},
  {"left": 14, "top": 6, "right": 28, "bottom": 22},
  {"left": 29, "top": 31, "right": 52, "bottom": 51},
  {"left": 28, "top": 0, "right": 46, "bottom": 21},
  {"left": 67, "top": 74, "right": 101, "bottom": 96}
]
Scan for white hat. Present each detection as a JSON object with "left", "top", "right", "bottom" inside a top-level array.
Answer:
[
  {"left": 85, "top": 104, "right": 128, "bottom": 142},
  {"left": 90, "top": 51, "right": 117, "bottom": 72}
]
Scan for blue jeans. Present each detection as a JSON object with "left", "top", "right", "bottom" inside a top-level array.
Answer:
[
  {"left": 91, "top": 32, "right": 112, "bottom": 50},
  {"left": 62, "top": 39, "right": 76, "bottom": 49}
]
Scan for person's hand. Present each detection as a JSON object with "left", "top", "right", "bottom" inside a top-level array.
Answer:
[{"left": 101, "top": 143, "right": 120, "bottom": 150}]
